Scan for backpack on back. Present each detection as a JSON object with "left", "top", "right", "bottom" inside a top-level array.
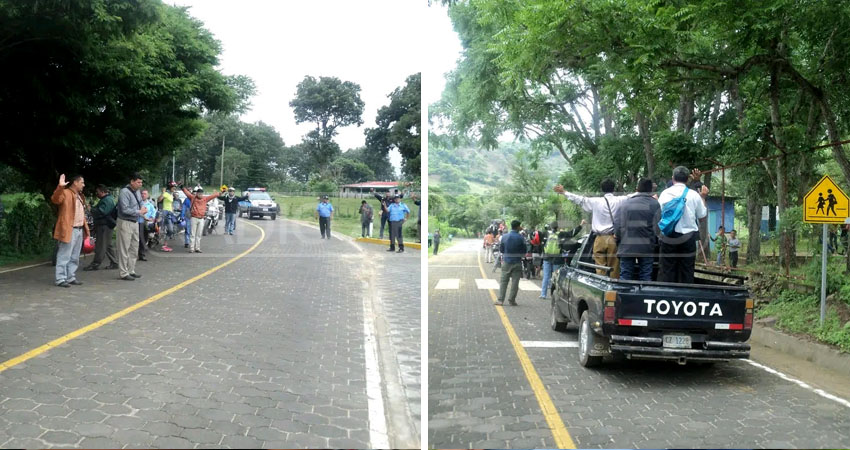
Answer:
[
  {"left": 659, "top": 187, "right": 689, "bottom": 236},
  {"left": 544, "top": 235, "right": 560, "bottom": 255}
]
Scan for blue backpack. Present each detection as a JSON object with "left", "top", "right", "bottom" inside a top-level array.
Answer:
[{"left": 659, "top": 187, "right": 689, "bottom": 236}]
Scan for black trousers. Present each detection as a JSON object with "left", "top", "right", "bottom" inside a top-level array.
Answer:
[
  {"left": 138, "top": 222, "right": 147, "bottom": 258},
  {"left": 389, "top": 220, "right": 404, "bottom": 250},
  {"left": 319, "top": 216, "right": 331, "bottom": 238},
  {"left": 730, "top": 251, "right": 739, "bottom": 268},
  {"left": 433, "top": 240, "right": 440, "bottom": 255},
  {"left": 379, "top": 214, "right": 389, "bottom": 239},
  {"left": 659, "top": 231, "right": 697, "bottom": 284},
  {"left": 92, "top": 224, "right": 117, "bottom": 266}
]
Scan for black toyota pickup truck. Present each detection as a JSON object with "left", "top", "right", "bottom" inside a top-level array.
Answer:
[{"left": 550, "top": 234, "right": 752, "bottom": 367}]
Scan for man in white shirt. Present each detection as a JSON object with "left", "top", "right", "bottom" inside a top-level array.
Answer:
[
  {"left": 554, "top": 179, "right": 629, "bottom": 278},
  {"left": 657, "top": 166, "right": 709, "bottom": 283}
]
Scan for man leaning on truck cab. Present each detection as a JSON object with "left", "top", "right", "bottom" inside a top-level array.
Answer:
[{"left": 657, "top": 166, "right": 709, "bottom": 284}]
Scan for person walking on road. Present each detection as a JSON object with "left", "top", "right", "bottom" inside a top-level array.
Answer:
[
  {"left": 555, "top": 178, "right": 630, "bottom": 278},
  {"left": 728, "top": 229, "right": 741, "bottom": 268},
  {"left": 658, "top": 166, "right": 709, "bottom": 283},
  {"left": 614, "top": 178, "right": 660, "bottom": 281},
  {"left": 316, "top": 195, "right": 334, "bottom": 239},
  {"left": 181, "top": 185, "right": 222, "bottom": 253},
  {"left": 433, "top": 229, "right": 441, "bottom": 255},
  {"left": 84, "top": 185, "right": 118, "bottom": 271},
  {"left": 52, "top": 174, "right": 90, "bottom": 287},
  {"left": 220, "top": 187, "right": 247, "bottom": 235},
  {"left": 384, "top": 195, "right": 410, "bottom": 253},
  {"left": 497, "top": 220, "right": 526, "bottom": 306},
  {"left": 359, "top": 200, "right": 373, "bottom": 237},
  {"left": 483, "top": 231, "right": 495, "bottom": 263},
  {"left": 116, "top": 173, "right": 146, "bottom": 281}
]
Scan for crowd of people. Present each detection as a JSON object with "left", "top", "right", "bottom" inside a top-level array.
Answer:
[
  {"left": 485, "top": 165, "right": 751, "bottom": 306},
  {"left": 52, "top": 173, "right": 237, "bottom": 287}
]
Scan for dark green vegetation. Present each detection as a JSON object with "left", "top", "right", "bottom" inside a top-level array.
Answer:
[
  {"left": 431, "top": 0, "right": 850, "bottom": 349},
  {"left": 0, "top": 1, "right": 420, "bottom": 264}
]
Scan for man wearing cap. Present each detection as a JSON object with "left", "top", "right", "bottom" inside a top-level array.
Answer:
[
  {"left": 52, "top": 174, "right": 90, "bottom": 287},
  {"left": 181, "top": 184, "right": 223, "bottom": 253},
  {"left": 84, "top": 185, "right": 118, "bottom": 271},
  {"left": 371, "top": 188, "right": 404, "bottom": 240},
  {"left": 316, "top": 195, "right": 334, "bottom": 239},
  {"left": 220, "top": 187, "right": 248, "bottom": 235},
  {"left": 383, "top": 195, "right": 410, "bottom": 253}
]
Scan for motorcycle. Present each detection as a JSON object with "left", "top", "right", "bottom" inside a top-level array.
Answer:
[
  {"left": 202, "top": 199, "right": 223, "bottom": 236},
  {"left": 521, "top": 242, "right": 535, "bottom": 280},
  {"left": 144, "top": 213, "right": 160, "bottom": 249}
]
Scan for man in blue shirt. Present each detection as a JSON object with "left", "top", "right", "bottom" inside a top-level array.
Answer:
[
  {"left": 498, "top": 220, "right": 527, "bottom": 306},
  {"left": 138, "top": 189, "right": 157, "bottom": 261},
  {"left": 383, "top": 195, "right": 410, "bottom": 253},
  {"left": 315, "top": 195, "right": 334, "bottom": 239}
]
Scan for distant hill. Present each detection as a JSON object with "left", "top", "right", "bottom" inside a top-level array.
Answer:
[{"left": 429, "top": 142, "right": 566, "bottom": 195}]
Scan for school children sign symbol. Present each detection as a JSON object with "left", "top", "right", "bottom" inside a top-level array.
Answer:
[{"left": 803, "top": 175, "right": 850, "bottom": 223}]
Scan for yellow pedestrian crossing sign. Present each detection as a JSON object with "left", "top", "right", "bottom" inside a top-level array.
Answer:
[{"left": 803, "top": 175, "right": 849, "bottom": 223}]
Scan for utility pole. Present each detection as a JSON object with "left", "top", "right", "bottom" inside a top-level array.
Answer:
[{"left": 220, "top": 135, "right": 225, "bottom": 187}]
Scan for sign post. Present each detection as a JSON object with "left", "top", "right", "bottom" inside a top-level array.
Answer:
[{"left": 802, "top": 175, "right": 850, "bottom": 325}]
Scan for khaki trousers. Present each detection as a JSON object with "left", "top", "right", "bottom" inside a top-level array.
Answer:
[
  {"left": 592, "top": 234, "right": 620, "bottom": 278},
  {"left": 190, "top": 217, "right": 204, "bottom": 251},
  {"left": 116, "top": 219, "right": 139, "bottom": 278}
]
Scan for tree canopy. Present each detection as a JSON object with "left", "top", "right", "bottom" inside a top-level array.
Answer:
[
  {"left": 367, "top": 73, "right": 422, "bottom": 178},
  {"left": 435, "top": 0, "right": 850, "bottom": 266},
  {"left": 0, "top": 0, "right": 246, "bottom": 196}
]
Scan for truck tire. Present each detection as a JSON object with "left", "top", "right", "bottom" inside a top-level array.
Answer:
[
  {"left": 550, "top": 299, "right": 568, "bottom": 332},
  {"left": 578, "top": 310, "right": 603, "bottom": 367}
]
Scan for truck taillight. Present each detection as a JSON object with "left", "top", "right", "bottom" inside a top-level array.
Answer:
[
  {"left": 604, "top": 305, "right": 615, "bottom": 323},
  {"left": 744, "top": 298, "right": 754, "bottom": 329},
  {"left": 604, "top": 290, "right": 617, "bottom": 324}
]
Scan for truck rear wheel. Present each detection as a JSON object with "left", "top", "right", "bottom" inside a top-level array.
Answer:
[
  {"left": 550, "top": 299, "right": 568, "bottom": 332},
  {"left": 578, "top": 311, "right": 603, "bottom": 367}
]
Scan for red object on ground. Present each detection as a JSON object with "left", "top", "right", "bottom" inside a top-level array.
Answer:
[{"left": 82, "top": 237, "right": 95, "bottom": 254}]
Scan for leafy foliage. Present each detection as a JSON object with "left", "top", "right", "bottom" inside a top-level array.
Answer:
[
  {"left": 366, "top": 73, "right": 422, "bottom": 178},
  {"left": 0, "top": 0, "right": 244, "bottom": 197}
]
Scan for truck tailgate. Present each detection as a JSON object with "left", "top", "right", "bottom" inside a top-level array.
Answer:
[{"left": 616, "top": 288, "right": 748, "bottom": 330}]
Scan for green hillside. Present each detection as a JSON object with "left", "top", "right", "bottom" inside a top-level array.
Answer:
[{"left": 429, "top": 142, "right": 566, "bottom": 194}]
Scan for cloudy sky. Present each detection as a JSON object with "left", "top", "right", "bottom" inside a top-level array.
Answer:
[{"left": 170, "top": 0, "right": 432, "bottom": 169}]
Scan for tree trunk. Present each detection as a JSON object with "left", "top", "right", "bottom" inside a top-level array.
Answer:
[
  {"left": 590, "top": 85, "right": 602, "bottom": 138},
  {"left": 769, "top": 64, "right": 794, "bottom": 271},
  {"left": 635, "top": 110, "right": 655, "bottom": 178},
  {"left": 747, "top": 197, "right": 762, "bottom": 263}
]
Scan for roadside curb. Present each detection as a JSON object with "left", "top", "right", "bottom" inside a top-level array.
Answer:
[
  {"left": 357, "top": 237, "right": 422, "bottom": 250},
  {"left": 750, "top": 323, "right": 850, "bottom": 375}
]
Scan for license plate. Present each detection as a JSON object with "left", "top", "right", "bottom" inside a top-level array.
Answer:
[
  {"left": 262, "top": 208, "right": 268, "bottom": 211},
  {"left": 663, "top": 335, "right": 691, "bottom": 349}
]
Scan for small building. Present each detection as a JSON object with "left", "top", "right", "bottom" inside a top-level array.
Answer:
[
  {"left": 339, "top": 181, "right": 401, "bottom": 198},
  {"left": 705, "top": 196, "right": 736, "bottom": 251}
]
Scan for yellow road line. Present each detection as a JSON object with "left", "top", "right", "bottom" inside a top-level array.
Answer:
[
  {"left": 477, "top": 251, "right": 576, "bottom": 449},
  {"left": 0, "top": 221, "right": 267, "bottom": 373},
  {"left": 356, "top": 237, "right": 422, "bottom": 250}
]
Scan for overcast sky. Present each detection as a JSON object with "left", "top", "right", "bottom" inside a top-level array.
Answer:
[{"left": 170, "top": 0, "right": 430, "bottom": 170}]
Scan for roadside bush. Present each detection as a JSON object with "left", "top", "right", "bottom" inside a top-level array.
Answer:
[{"left": 0, "top": 193, "right": 55, "bottom": 257}]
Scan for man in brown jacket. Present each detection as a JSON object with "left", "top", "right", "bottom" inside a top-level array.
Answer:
[
  {"left": 52, "top": 174, "right": 90, "bottom": 287},
  {"left": 181, "top": 185, "right": 222, "bottom": 253}
]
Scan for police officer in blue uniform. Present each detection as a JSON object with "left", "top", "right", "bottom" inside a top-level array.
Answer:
[
  {"left": 384, "top": 195, "right": 410, "bottom": 253},
  {"left": 315, "top": 195, "right": 334, "bottom": 239}
]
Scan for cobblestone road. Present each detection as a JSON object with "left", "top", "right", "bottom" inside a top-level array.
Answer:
[
  {"left": 429, "top": 239, "right": 850, "bottom": 449},
  {"left": 0, "top": 218, "right": 419, "bottom": 448}
]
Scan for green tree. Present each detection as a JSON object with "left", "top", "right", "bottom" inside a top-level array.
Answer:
[
  {"left": 366, "top": 73, "right": 421, "bottom": 178},
  {"left": 290, "top": 76, "right": 365, "bottom": 172},
  {"left": 0, "top": 1, "right": 243, "bottom": 197}
]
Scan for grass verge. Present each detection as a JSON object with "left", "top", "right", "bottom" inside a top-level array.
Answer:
[{"left": 757, "top": 291, "right": 850, "bottom": 353}]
